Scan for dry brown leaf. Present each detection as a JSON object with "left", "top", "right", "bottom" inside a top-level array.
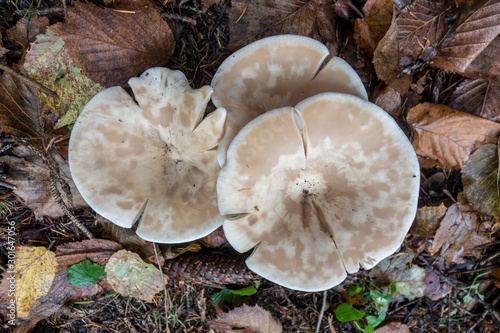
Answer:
[
  {"left": 462, "top": 144, "right": 500, "bottom": 221},
  {"left": 408, "top": 103, "right": 500, "bottom": 169},
  {"left": 448, "top": 79, "right": 500, "bottom": 122},
  {"left": 51, "top": 2, "right": 175, "bottom": 87},
  {"left": 429, "top": 203, "right": 492, "bottom": 264},
  {"left": 354, "top": 0, "right": 394, "bottom": 54},
  {"left": 14, "top": 246, "right": 57, "bottom": 318},
  {"left": 0, "top": 150, "right": 87, "bottom": 218},
  {"left": 374, "top": 322, "right": 410, "bottom": 333},
  {"left": 461, "top": 35, "right": 500, "bottom": 80},
  {"left": 396, "top": 0, "right": 448, "bottom": 59},
  {"left": 373, "top": 14, "right": 413, "bottom": 94},
  {"left": 7, "top": 15, "right": 50, "bottom": 47},
  {"left": 105, "top": 250, "right": 166, "bottom": 302},
  {"left": 227, "top": 0, "right": 320, "bottom": 51},
  {"left": 425, "top": 269, "right": 452, "bottom": 301},
  {"left": 411, "top": 204, "right": 448, "bottom": 237},
  {"left": 433, "top": 0, "right": 500, "bottom": 78},
  {"left": 198, "top": 226, "right": 228, "bottom": 248},
  {"left": 209, "top": 304, "right": 283, "bottom": 333},
  {"left": 0, "top": 72, "right": 57, "bottom": 138}
]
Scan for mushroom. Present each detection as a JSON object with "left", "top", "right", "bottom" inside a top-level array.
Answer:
[
  {"left": 69, "top": 68, "right": 226, "bottom": 243},
  {"left": 217, "top": 93, "right": 420, "bottom": 292},
  {"left": 211, "top": 34, "right": 368, "bottom": 166}
]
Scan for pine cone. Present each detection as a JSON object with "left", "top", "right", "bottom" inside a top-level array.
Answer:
[{"left": 163, "top": 249, "right": 260, "bottom": 285}]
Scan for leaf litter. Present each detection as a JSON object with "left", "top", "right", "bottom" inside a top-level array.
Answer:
[{"left": 1, "top": 0, "right": 500, "bottom": 331}]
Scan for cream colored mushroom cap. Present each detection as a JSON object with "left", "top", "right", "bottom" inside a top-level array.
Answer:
[
  {"left": 211, "top": 34, "right": 368, "bottom": 166},
  {"left": 69, "top": 67, "right": 226, "bottom": 243},
  {"left": 217, "top": 93, "right": 420, "bottom": 292}
]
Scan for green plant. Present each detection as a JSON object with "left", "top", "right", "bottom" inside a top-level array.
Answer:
[
  {"left": 462, "top": 271, "right": 490, "bottom": 304},
  {"left": 335, "top": 281, "right": 396, "bottom": 333},
  {"left": 67, "top": 259, "right": 106, "bottom": 286},
  {"left": 210, "top": 281, "right": 261, "bottom": 310}
]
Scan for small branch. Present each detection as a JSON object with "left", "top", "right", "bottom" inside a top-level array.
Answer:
[
  {"left": 0, "top": 180, "right": 17, "bottom": 190},
  {"left": 0, "top": 63, "right": 58, "bottom": 99},
  {"left": 280, "top": 286, "right": 310, "bottom": 330},
  {"left": 315, "top": 291, "right": 327, "bottom": 333},
  {"left": 160, "top": 13, "right": 196, "bottom": 25}
]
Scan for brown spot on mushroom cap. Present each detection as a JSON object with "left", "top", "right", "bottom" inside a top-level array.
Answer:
[
  {"left": 69, "top": 68, "right": 226, "bottom": 243},
  {"left": 211, "top": 35, "right": 368, "bottom": 166},
  {"left": 217, "top": 93, "right": 420, "bottom": 291}
]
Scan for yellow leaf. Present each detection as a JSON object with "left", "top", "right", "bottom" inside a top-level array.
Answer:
[{"left": 15, "top": 246, "right": 57, "bottom": 318}]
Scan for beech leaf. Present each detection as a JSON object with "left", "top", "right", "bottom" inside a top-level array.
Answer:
[
  {"left": 411, "top": 204, "right": 448, "bottom": 237},
  {"left": 447, "top": 79, "right": 500, "bottom": 122},
  {"left": 429, "top": 203, "right": 492, "bottom": 264},
  {"left": 462, "top": 144, "right": 500, "bottom": 221},
  {"left": 433, "top": 0, "right": 500, "bottom": 77},
  {"left": 407, "top": 102, "right": 500, "bottom": 169},
  {"left": 209, "top": 304, "right": 282, "bottom": 333},
  {"left": 51, "top": 2, "right": 175, "bottom": 87},
  {"left": 354, "top": 0, "right": 394, "bottom": 55}
]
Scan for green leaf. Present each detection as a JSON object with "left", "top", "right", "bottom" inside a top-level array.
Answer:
[
  {"left": 229, "top": 285, "right": 258, "bottom": 296},
  {"left": 335, "top": 303, "right": 366, "bottom": 322},
  {"left": 348, "top": 284, "right": 363, "bottom": 296},
  {"left": 210, "top": 289, "right": 234, "bottom": 308},
  {"left": 463, "top": 294, "right": 474, "bottom": 304},
  {"left": 389, "top": 283, "right": 397, "bottom": 295},
  {"left": 67, "top": 259, "right": 106, "bottom": 286},
  {"left": 369, "top": 290, "right": 389, "bottom": 310},
  {"left": 366, "top": 313, "right": 386, "bottom": 328}
]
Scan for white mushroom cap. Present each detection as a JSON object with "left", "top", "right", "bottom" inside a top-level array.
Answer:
[
  {"left": 69, "top": 68, "right": 226, "bottom": 243},
  {"left": 211, "top": 34, "right": 368, "bottom": 166},
  {"left": 217, "top": 93, "right": 420, "bottom": 292}
]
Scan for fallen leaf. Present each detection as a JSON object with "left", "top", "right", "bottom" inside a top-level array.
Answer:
[
  {"left": 354, "top": 0, "right": 394, "bottom": 54},
  {"left": 105, "top": 250, "right": 166, "bottom": 302},
  {"left": 462, "top": 144, "right": 500, "bottom": 222},
  {"left": 373, "top": 14, "right": 413, "bottom": 94},
  {"left": 429, "top": 203, "right": 492, "bottom": 264},
  {"left": 0, "top": 150, "right": 87, "bottom": 218},
  {"left": 373, "top": 86, "right": 402, "bottom": 118},
  {"left": 425, "top": 269, "right": 452, "bottom": 301},
  {"left": 408, "top": 103, "right": 500, "bottom": 169},
  {"left": 7, "top": 15, "right": 50, "bottom": 46},
  {"left": 227, "top": 0, "right": 320, "bottom": 51},
  {"left": 209, "top": 304, "right": 282, "bottom": 333},
  {"left": 447, "top": 79, "right": 500, "bottom": 122},
  {"left": 410, "top": 204, "right": 448, "bottom": 237},
  {"left": 433, "top": 0, "right": 500, "bottom": 79},
  {"left": 396, "top": 0, "right": 448, "bottom": 59},
  {"left": 14, "top": 246, "right": 57, "bottom": 318},
  {"left": 461, "top": 35, "right": 500, "bottom": 80},
  {"left": 374, "top": 322, "right": 410, "bottom": 333},
  {"left": 369, "top": 249, "right": 426, "bottom": 301},
  {"left": 52, "top": 2, "right": 175, "bottom": 87},
  {"left": 23, "top": 29, "right": 103, "bottom": 128},
  {"left": 0, "top": 72, "right": 56, "bottom": 138},
  {"left": 198, "top": 226, "right": 228, "bottom": 248}
]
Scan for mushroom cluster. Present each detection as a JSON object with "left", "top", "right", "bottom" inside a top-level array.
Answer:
[{"left": 69, "top": 35, "right": 420, "bottom": 292}]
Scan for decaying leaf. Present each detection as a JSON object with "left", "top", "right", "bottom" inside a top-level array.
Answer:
[
  {"left": 408, "top": 103, "right": 500, "bottom": 169},
  {"left": 199, "top": 226, "right": 228, "bottom": 248},
  {"left": 429, "top": 203, "right": 492, "bottom": 264},
  {"left": 373, "top": 14, "right": 413, "bottom": 94},
  {"left": 0, "top": 150, "right": 87, "bottom": 218},
  {"left": 209, "top": 304, "right": 283, "bottom": 333},
  {"left": 425, "top": 269, "right": 452, "bottom": 301},
  {"left": 23, "top": 29, "right": 103, "bottom": 128},
  {"left": 374, "top": 322, "right": 410, "bottom": 333},
  {"left": 227, "top": 0, "right": 322, "bottom": 51},
  {"left": 105, "top": 250, "right": 166, "bottom": 302},
  {"left": 0, "top": 72, "right": 56, "bottom": 138},
  {"left": 462, "top": 144, "right": 500, "bottom": 222},
  {"left": 52, "top": 1, "right": 175, "bottom": 87},
  {"left": 369, "top": 249, "right": 426, "bottom": 301},
  {"left": 396, "top": 0, "right": 448, "bottom": 59},
  {"left": 447, "top": 79, "right": 500, "bottom": 122},
  {"left": 410, "top": 204, "right": 448, "bottom": 237},
  {"left": 354, "top": 0, "right": 394, "bottom": 55},
  {"left": 7, "top": 15, "right": 50, "bottom": 47},
  {"left": 14, "top": 246, "right": 57, "bottom": 318},
  {"left": 433, "top": 0, "right": 500, "bottom": 79},
  {"left": 460, "top": 35, "right": 500, "bottom": 80}
]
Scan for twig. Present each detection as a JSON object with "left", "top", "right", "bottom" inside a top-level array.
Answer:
[
  {"left": 154, "top": 242, "right": 170, "bottom": 333},
  {"left": 160, "top": 13, "right": 196, "bottom": 25},
  {"left": 316, "top": 291, "right": 327, "bottom": 333},
  {"left": 0, "top": 64, "right": 58, "bottom": 99},
  {"left": 0, "top": 180, "right": 16, "bottom": 190}
]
